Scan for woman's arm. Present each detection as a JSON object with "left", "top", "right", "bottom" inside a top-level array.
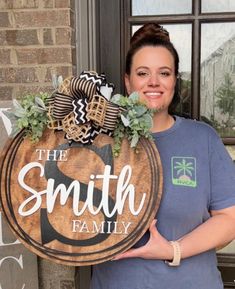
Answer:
[
  {"left": 114, "top": 205, "right": 235, "bottom": 261},
  {"left": 179, "top": 205, "right": 235, "bottom": 259}
]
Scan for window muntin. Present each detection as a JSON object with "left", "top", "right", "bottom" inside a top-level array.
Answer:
[
  {"left": 200, "top": 22, "right": 235, "bottom": 138},
  {"left": 132, "top": 0, "right": 192, "bottom": 16}
]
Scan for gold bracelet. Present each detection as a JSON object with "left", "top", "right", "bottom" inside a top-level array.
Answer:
[{"left": 165, "top": 241, "right": 181, "bottom": 266}]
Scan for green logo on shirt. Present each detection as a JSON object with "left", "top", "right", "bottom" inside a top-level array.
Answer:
[{"left": 171, "top": 157, "right": 197, "bottom": 187}]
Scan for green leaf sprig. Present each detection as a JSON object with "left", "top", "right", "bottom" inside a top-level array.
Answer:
[
  {"left": 5, "top": 92, "right": 49, "bottom": 142},
  {"left": 111, "top": 92, "right": 156, "bottom": 157}
]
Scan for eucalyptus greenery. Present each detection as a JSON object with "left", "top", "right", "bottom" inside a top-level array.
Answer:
[
  {"left": 52, "top": 74, "right": 63, "bottom": 90},
  {"left": 3, "top": 75, "right": 63, "bottom": 143},
  {"left": 4, "top": 79, "right": 155, "bottom": 155},
  {"left": 111, "top": 92, "right": 155, "bottom": 157},
  {"left": 4, "top": 92, "right": 49, "bottom": 142}
]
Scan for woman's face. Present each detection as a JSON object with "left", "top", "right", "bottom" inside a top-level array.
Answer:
[{"left": 125, "top": 46, "right": 176, "bottom": 111}]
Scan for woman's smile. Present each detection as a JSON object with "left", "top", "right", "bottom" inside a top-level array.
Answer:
[{"left": 144, "top": 91, "right": 163, "bottom": 98}]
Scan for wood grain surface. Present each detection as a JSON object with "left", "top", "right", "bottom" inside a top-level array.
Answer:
[{"left": 0, "top": 129, "right": 163, "bottom": 266}]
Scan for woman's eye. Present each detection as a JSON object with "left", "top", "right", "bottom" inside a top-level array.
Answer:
[
  {"left": 137, "top": 71, "right": 149, "bottom": 77},
  {"left": 160, "top": 71, "right": 171, "bottom": 77}
]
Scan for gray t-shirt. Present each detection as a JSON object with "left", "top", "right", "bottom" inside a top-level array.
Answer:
[{"left": 90, "top": 116, "right": 235, "bottom": 289}]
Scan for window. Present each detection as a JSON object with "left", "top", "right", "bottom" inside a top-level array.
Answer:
[
  {"left": 127, "top": 0, "right": 235, "bottom": 142},
  {"left": 132, "top": 0, "right": 192, "bottom": 15},
  {"left": 201, "top": 22, "right": 235, "bottom": 139},
  {"left": 96, "top": 0, "right": 235, "bottom": 143},
  {"left": 201, "top": 0, "right": 235, "bottom": 13}
]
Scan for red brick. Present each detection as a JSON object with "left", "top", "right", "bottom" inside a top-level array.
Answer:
[
  {"left": 16, "top": 85, "right": 54, "bottom": 97},
  {"left": 42, "top": 0, "right": 54, "bottom": 8},
  {"left": 0, "top": 12, "right": 12, "bottom": 28},
  {"left": 0, "top": 0, "right": 39, "bottom": 9},
  {"left": 55, "top": 0, "right": 73, "bottom": 8},
  {"left": 14, "top": 10, "right": 71, "bottom": 28},
  {"left": 0, "top": 86, "right": 14, "bottom": 100},
  {"left": 2, "top": 30, "right": 39, "bottom": 46},
  {"left": 16, "top": 48, "right": 72, "bottom": 65},
  {"left": 0, "top": 30, "right": 38, "bottom": 46},
  {"left": 41, "top": 47, "right": 72, "bottom": 64},
  {"left": 55, "top": 27, "right": 73, "bottom": 45},
  {"left": 43, "top": 28, "right": 54, "bottom": 45},
  {"left": 0, "top": 0, "right": 13, "bottom": 9},
  {"left": 11, "top": 0, "right": 39, "bottom": 9},
  {"left": 0, "top": 67, "right": 39, "bottom": 83},
  {"left": 0, "top": 49, "right": 11, "bottom": 65},
  {"left": 15, "top": 49, "right": 38, "bottom": 64},
  {"left": 0, "top": 31, "right": 7, "bottom": 45}
]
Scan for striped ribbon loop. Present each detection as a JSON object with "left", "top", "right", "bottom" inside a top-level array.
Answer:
[
  {"left": 70, "top": 76, "right": 97, "bottom": 101},
  {"left": 72, "top": 98, "right": 89, "bottom": 124},
  {"left": 79, "top": 71, "right": 106, "bottom": 86},
  {"left": 48, "top": 70, "right": 121, "bottom": 143}
]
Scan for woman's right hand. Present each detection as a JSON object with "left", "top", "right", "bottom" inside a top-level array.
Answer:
[{"left": 113, "top": 220, "right": 174, "bottom": 261}]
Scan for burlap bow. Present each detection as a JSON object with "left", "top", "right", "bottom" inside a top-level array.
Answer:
[{"left": 47, "top": 71, "right": 122, "bottom": 144}]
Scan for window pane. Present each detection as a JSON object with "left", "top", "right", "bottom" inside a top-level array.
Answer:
[
  {"left": 218, "top": 240, "right": 235, "bottom": 254},
  {"left": 132, "top": 24, "right": 192, "bottom": 116},
  {"left": 132, "top": 0, "right": 192, "bottom": 16},
  {"left": 200, "top": 22, "right": 235, "bottom": 138},
  {"left": 201, "top": 0, "right": 235, "bottom": 13}
]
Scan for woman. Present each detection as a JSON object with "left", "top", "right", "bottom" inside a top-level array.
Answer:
[{"left": 90, "top": 23, "right": 235, "bottom": 289}]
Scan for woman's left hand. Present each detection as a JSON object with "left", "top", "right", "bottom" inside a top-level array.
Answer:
[{"left": 113, "top": 219, "right": 173, "bottom": 261}]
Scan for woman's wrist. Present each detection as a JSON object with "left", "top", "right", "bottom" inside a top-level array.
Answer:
[{"left": 165, "top": 241, "right": 181, "bottom": 266}]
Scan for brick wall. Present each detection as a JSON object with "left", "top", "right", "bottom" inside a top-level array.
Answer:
[
  {"left": 0, "top": 1, "right": 77, "bottom": 289},
  {"left": 0, "top": 0, "right": 76, "bottom": 100}
]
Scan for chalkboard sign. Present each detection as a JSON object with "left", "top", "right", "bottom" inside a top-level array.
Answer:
[{"left": 0, "top": 128, "right": 162, "bottom": 266}]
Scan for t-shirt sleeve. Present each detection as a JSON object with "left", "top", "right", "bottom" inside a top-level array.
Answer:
[{"left": 209, "top": 130, "right": 235, "bottom": 211}]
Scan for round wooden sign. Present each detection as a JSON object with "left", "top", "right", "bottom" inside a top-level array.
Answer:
[{"left": 0, "top": 129, "right": 163, "bottom": 266}]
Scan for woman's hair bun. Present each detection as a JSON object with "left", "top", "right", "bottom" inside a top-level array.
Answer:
[{"left": 130, "top": 23, "right": 170, "bottom": 47}]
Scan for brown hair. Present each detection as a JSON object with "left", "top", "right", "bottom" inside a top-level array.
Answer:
[{"left": 125, "top": 23, "right": 179, "bottom": 76}]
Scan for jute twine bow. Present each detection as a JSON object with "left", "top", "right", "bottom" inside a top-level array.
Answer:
[{"left": 47, "top": 71, "right": 122, "bottom": 144}]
